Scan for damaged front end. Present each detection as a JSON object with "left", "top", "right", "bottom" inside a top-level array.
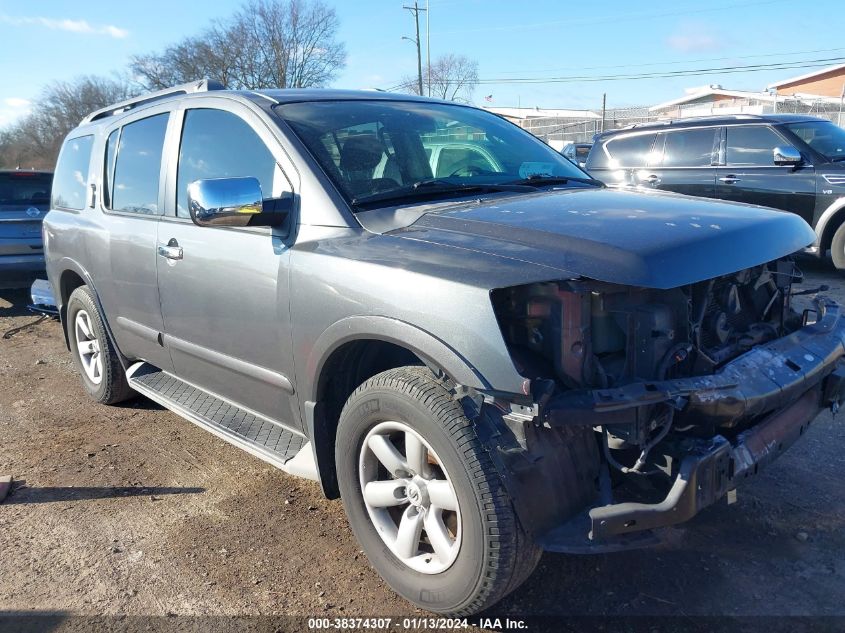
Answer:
[{"left": 486, "top": 258, "right": 845, "bottom": 552}]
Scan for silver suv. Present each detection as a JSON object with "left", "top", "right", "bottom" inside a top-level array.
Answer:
[{"left": 45, "top": 80, "right": 845, "bottom": 615}]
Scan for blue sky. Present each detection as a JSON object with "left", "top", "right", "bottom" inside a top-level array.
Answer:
[{"left": 0, "top": 0, "right": 843, "bottom": 126}]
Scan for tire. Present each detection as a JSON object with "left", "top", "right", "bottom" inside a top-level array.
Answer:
[
  {"left": 831, "top": 222, "right": 845, "bottom": 271},
  {"left": 335, "top": 366, "right": 541, "bottom": 615},
  {"left": 66, "top": 286, "right": 132, "bottom": 405}
]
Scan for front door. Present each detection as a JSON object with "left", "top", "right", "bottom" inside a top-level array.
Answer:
[
  {"left": 716, "top": 124, "right": 816, "bottom": 224},
  {"left": 155, "top": 104, "right": 301, "bottom": 429}
]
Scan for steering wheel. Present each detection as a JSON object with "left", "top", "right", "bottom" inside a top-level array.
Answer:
[{"left": 449, "top": 164, "right": 494, "bottom": 177}]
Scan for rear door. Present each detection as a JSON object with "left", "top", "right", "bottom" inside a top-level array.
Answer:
[
  {"left": 93, "top": 109, "right": 174, "bottom": 371},
  {"left": 635, "top": 127, "right": 718, "bottom": 198},
  {"left": 0, "top": 171, "right": 52, "bottom": 276},
  {"left": 716, "top": 124, "right": 816, "bottom": 222}
]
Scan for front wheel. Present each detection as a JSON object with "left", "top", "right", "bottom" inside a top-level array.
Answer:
[
  {"left": 831, "top": 222, "right": 845, "bottom": 271},
  {"left": 336, "top": 366, "right": 541, "bottom": 615}
]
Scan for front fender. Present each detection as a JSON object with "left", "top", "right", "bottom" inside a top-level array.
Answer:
[{"left": 303, "top": 315, "right": 492, "bottom": 403}]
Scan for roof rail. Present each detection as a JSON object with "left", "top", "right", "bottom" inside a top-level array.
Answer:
[{"left": 81, "top": 79, "right": 225, "bottom": 124}]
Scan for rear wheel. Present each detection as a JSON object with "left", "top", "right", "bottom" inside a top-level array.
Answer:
[
  {"left": 831, "top": 222, "right": 845, "bottom": 271},
  {"left": 335, "top": 366, "right": 541, "bottom": 615},
  {"left": 67, "top": 286, "right": 132, "bottom": 405}
]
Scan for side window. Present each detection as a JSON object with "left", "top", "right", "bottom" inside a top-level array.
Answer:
[
  {"left": 604, "top": 133, "right": 658, "bottom": 168},
  {"left": 177, "top": 109, "right": 283, "bottom": 218},
  {"left": 435, "top": 146, "right": 497, "bottom": 178},
  {"left": 52, "top": 135, "right": 94, "bottom": 210},
  {"left": 111, "top": 113, "right": 169, "bottom": 215},
  {"left": 726, "top": 126, "right": 786, "bottom": 167},
  {"left": 661, "top": 129, "right": 717, "bottom": 167}
]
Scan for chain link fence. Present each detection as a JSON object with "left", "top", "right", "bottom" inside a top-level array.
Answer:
[{"left": 515, "top": 98, "right": 845, "bottom": 146}]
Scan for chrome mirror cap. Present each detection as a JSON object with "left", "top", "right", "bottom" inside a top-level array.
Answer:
[
  {"left": 188, "top": 177, "right": 264, "bottom": 227},
  {"left": 773, "top": 146, "right": 802, "bottom": 166}
]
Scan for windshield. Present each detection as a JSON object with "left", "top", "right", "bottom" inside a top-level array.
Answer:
[
  {"left": 783, "top": 120, "right": 845, "bottom": 161},
  {"left": 277, "top": 100, "right": 588, "bottom": 207},
  {"left": 0, "top": 172, "right": 52, "bottom": 206}
]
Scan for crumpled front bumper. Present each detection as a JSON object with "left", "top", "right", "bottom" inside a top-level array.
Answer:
[{"left": 542, "top": 297, "right": 845, "bottom": 546}]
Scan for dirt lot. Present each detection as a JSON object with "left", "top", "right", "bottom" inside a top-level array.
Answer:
[{"left": 1, "top": 261, "right": 844, "bottom": 630}]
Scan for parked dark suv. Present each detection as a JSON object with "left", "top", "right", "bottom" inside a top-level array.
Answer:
[
  {"left": 0, "top": 170, "right": 52, "bottom": 289},
  {"left": 45, "top": 82, "right": 845, "bottom": 615},
  {"left": 586, "top": 114, "right": 845, "bottom": 268}
]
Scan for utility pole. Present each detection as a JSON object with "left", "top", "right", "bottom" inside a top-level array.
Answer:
[
  {"left": 426, "top": 0, "right": 431, "bottom": 96},
  {"left": 403, "top": 2, "right": 426, "bottom": 96},
  {"left": 600, "top": 93, "right": 607, "bottom": 133}
]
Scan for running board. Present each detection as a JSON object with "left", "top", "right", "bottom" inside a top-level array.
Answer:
[{"left": 127, "top": 362, "right": 318, "bottom": 481}]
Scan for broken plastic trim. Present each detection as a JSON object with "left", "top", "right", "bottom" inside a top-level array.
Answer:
[{"left": 542, "top": 297, "right": 845, "bottom": 430}]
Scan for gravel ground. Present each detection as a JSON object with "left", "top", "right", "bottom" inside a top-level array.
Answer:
[{"left": 1, "top": 261, "right": 844, "bottom": 631}]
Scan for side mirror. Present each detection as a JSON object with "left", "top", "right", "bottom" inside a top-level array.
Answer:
[
  {"left": 773, "top": 146, "right": 802, "bottom": 166},
  {"left": 188, "top": 177, "right": 291, "bottom": 228}
]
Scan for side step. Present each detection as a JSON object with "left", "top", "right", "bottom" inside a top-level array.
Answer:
[{"left": 127, "top": 362, "right": 318, "bottom": 481}]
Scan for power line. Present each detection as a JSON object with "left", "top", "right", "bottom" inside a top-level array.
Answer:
[
  {"left": 488, "top": 46, "right": 845, "bottom": 76},
  {"left": 379, "top": 49, "right": 845, "bottom": 93},
  {"left": 472, "top": 56, "right": 845, "bottom": 85}
]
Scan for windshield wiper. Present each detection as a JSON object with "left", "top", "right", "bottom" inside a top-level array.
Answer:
[
  {"left": 506, "top": 174, "right": 604, "bottom": 187},
  {"left": 829, "top": 156, "right": 845, "bottom": 162},
  {"left": 350, "top": 180, "right": 534, "bottom": 208}
]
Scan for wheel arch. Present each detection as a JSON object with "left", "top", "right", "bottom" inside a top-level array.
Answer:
[
  {"left": 816, "top": 197, "right": 845, "bottom": 255},
  {"left": 55, "top": 259, "right": 96, "bottom": 350},
  {"left": 302, "top": 316, "right": 492, "bottom": 498}
]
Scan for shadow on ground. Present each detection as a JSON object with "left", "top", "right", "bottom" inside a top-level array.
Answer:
[{"left": 3, "top": 483, "right": 205, "bottom": 504}]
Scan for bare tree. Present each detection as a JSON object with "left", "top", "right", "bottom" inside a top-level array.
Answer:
[
  {"left": 399, "top": 54, "right": 479, "bottom": 103},
  {"left": 130, "top": 0, "right": 346, "bottom": 91},
  {"left": 0, "top": 75, "right": 137, "bottom": 169}
]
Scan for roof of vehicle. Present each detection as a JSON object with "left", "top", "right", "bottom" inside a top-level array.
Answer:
[
  {"left": 0, "top": 169, "right": 53, "bottom": 176},
  {"left": 77, "top": 79, "right": 459, "bottom": 127},
  {"left": 595, "top": 113, "right": 830, "bottom": 139}
]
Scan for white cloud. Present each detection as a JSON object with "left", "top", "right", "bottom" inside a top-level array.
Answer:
[
  {"left": 0, "top": 97, "right": 32, "bottom": 126},
  {"left": 0, "top": 14, "right": 128, "bottom": 38},
  {"left": 4, "top": 97, "right": 31, "bottom": 109},
  {"left": 667, "top": 21, "right": 723, "bottom": 53}
]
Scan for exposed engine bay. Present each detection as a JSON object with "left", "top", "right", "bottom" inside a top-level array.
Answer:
[
  {"left": 493, "top": 258, "right": 803, "bottom": 391},
  {"left": 491, "top": 257, "right": 813, "bottom": 490}
]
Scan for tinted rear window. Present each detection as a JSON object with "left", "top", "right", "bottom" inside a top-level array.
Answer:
[
  {"left": 661, "top": 128, "right": 717, "bottom": 167},
  {"left": 53, "top": 136, "right": 93, "bottom": 210},
  {"left": 0, "top": 173, "right": 52, "bottom": 206}
]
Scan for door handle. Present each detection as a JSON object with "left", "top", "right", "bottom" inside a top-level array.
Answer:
[
  {"left": 642, "top": 174, "right": 661, "bottom": 185},
  {"left": 157, "top": 242, "right": 183, "bottom": 260},
  {"left": 719, "top": 176, "right": 741, "bottom": 184}
]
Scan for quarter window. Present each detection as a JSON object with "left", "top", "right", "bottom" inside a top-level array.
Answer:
[
  {"left": 726, "top": 126, "right": 786, "bottom": 167},
  {"left": 177, "top": 109, "right": 283, "bottom": 218},
  {"left": 111, "top": 114, "right": 169, "bottom": 215},
  {"left": 661, "top": 129, "right": 717, "bottom": 167},
  {"left": 52, "top": 135, "right": 94, "bottom": 210}
]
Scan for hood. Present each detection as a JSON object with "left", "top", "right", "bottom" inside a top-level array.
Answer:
[{"left": 388, "top": 188, "right": 815, "bottom": 289}]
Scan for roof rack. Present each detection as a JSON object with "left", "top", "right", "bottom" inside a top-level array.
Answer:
[{"left": 81, "top": 79, "right": 225, "bottom": 124}]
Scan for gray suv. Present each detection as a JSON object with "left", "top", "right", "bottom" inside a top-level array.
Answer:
[{"left": 45, "top": 80, "right": 845, "bottom": 615}]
